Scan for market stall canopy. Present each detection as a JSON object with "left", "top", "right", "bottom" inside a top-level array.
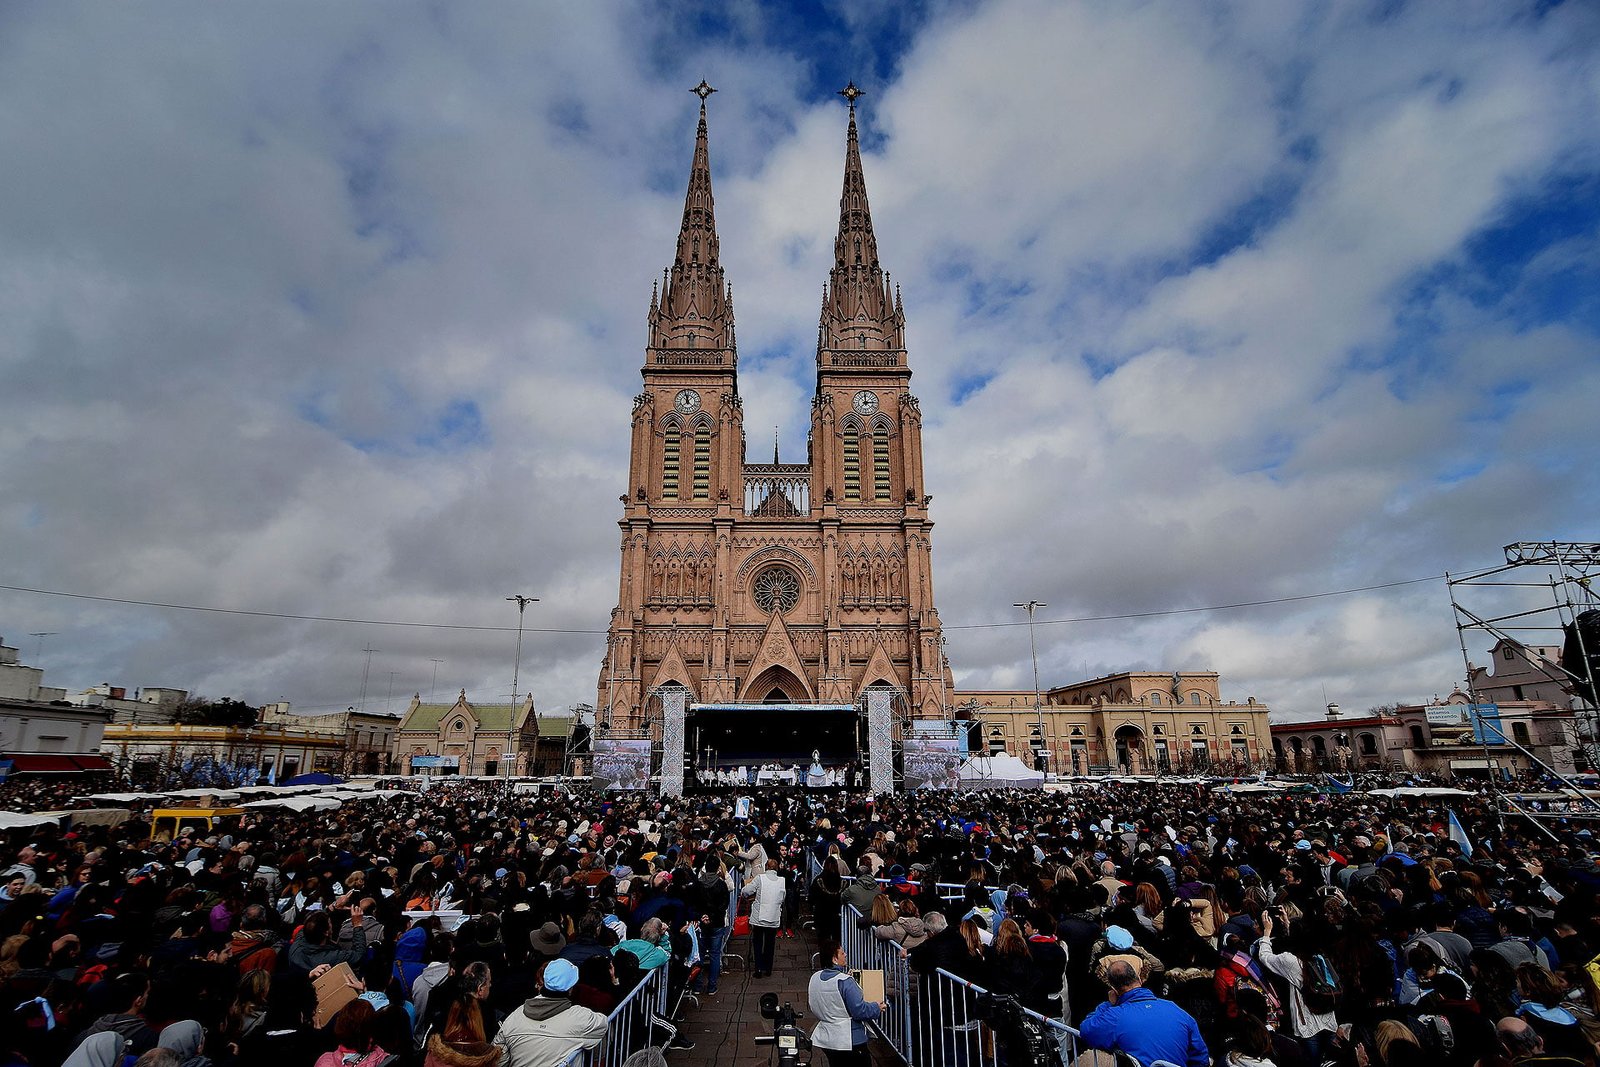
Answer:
[
  {"left": 239, "top": 796, "right": 340, "bottom": 812},
  {"left": 0, "top": 811, "right": 63, "bottom": 830},
  {"left": 1368, "top": 786, "right": 1477, "bottom": 798}
]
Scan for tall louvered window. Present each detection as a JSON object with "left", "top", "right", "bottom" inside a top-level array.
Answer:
[
  {"left": 663, "top": 426, "right": 681, "bottom": 499},
  {"left": 692, "top": 426, "right": 710, "bottom": 499},
  {"left": 843, "top": 434, "right": 861, "bottom": 500},
  {"left": 873, "top": 426, "right": 891, "bottom": 500}
]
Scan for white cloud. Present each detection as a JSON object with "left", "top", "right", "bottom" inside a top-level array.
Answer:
[{"left": 0, "top": 0, "right": 1596, "bottom": 727}]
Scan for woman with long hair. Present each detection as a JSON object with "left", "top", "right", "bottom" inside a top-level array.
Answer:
[
  {"left": 423, "top": 997, "right": 502, "bottom": 1067},
  {"left": 1516, "top": 963, "right": 1590, "bottom": 1061},
  {"left": 1132, "top": 882, "right": 1165, "bottom": 937},
  {"left": 867, "top": 893, "right": 898, "bottom": 929},
  {"left": 986, "top": 918, "right": 1036, "bottom": 1002},
  {"left": 1257, "top": 908, "right": 1337, "bottom": 1061},
  {"left": 219, "top": 969, "right": 272, "bottom": 1058}
]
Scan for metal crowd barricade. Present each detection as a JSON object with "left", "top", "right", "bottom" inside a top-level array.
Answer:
[
  {"left": 874, "top": 876, "right": 999, "bottom": 905},
  {"left": 722, "top": 867, "right": 746, "bottom": 972},
  {"left": 841, "top": 904, "right": 916, "bottom": 1062},
  {"left": 557, "top": 962, "right": 669, "bottom": 1067},
  {"left": 923, "top": 966, "right": 1091, "bottom": 1067}
]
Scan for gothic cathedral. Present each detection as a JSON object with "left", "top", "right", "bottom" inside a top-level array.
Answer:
[{"left": 597, "top": 88, "right": 954, "bottom": 737}]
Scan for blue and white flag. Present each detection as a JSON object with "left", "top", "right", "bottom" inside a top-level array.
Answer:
[{"left": 1447, "top": 809, "right": 1474, "bottom": 857}]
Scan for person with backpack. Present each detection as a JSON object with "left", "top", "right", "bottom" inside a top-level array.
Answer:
[{"left": 1258, "top": 908, "right": 1339, "bottom": 1061}]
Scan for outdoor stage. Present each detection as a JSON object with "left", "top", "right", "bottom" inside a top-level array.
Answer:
[{"left": 687, "top": 702, "right": 859, "bottom": 768}]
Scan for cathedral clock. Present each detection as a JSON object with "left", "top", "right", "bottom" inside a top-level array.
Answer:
[
  {"left": 852, "top": 390, "right": 879, "bottom": 415},
  {"left": 675, "top": 389, "right": 701, "bottom": 414}
]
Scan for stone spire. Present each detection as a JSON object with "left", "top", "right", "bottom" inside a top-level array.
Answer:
[
  {"left": 650, "top": 82, "right": 734, "bottom": 354},
  {"left": 819, "top": 82, "right": 905, "bottom": 356}
]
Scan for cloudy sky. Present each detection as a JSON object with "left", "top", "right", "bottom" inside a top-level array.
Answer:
[{"left": 2, "top": 0, "right": 1597, "bottom": 724}]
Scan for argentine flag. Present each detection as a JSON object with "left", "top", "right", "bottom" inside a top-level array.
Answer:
[{"left": 1447, "top": 809, "right": 1474, "bottom": 857}]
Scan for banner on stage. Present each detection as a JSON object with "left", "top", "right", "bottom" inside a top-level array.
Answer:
[
  {"left": 902, "top": 736, "right": 964, "bottom": 791},
  {"left": 592, "top": 739, "right": 652, "bottom": 791}
]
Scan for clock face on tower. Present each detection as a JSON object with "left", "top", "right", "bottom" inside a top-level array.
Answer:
[
  {"left": 674, "top": 389, "right": 701, "bottom": 414},
  {"left": 852, "top": 390, "right": 879, "bottom": 416}
]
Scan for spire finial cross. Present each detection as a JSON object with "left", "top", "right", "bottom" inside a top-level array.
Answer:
[
  {"left": 838, "top": 81, "right": 864, "bottom": 109},
  {"left": 691, "top": 80, "right": 716, "bottom": 103}
]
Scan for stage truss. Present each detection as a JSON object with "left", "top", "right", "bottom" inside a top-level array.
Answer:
[{"left": 1448, "top": 541, "right": 1600, "bottom": 838}]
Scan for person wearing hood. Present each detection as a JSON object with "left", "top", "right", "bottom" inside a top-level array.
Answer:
[
  {"left": 63, "top": 1032, "right": 133, "bottom": 1067},
  {"left": 412, "top": 931, "right": 457, "bottom": 1029},
  {"left": 393, "top": 923, "right": 430, "bottom": 994},
  {"left": 75, "top": 972, "right": 159, "bottom": 1057},
  {"left": 155, "top": 1021, "right": 211, "bottom": 1067},
  {"left": 841, "top": 863, "right": 881, "bottom": 916},
  {"left": 491, "top": 959, "right": 606, "bottom": 1067}
]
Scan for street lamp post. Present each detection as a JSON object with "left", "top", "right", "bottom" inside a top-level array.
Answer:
[
  {"left": 1014, "top": 601, "right": 1047, "bottom": 775},
  {"left": 506, "top": 595, "right": 539, "bottom": 793}
]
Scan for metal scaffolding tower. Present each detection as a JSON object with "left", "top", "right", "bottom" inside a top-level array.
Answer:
[{"left": 1447, "top": 541, "right": 1600, "bottom": 838}]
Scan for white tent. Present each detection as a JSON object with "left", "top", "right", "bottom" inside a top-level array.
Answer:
[
  {"left": 958, "top": 752, "right": 1045, "bottom": 789},
  {"left": 0, "top": 811, "right": 62, "bottom": 830}
]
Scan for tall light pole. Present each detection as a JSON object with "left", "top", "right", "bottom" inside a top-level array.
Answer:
[
  {"left": 1014, "top": 601, "right": 1047, "bottom": 775},
  {"left": 506, "top": 595, "right": 539, "bottom": 791},
  {"left": 428, "top": 659, "right": 444, "bottom": 704}
]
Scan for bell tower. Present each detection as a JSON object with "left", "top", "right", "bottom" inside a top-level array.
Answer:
[{"left": 809, "top": 84, "right": 948, "bottom": 717}]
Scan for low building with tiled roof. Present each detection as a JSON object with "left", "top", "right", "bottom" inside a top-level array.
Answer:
[{"left": 393, "top": 689, "right": 538, "bottom": 777}]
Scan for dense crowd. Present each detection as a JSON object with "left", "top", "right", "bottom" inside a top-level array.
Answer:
[{"left": 0, "top": 776, "right": 1592, "bottom": 1067}]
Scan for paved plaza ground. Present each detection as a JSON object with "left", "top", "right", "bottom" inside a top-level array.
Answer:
[{"left": 667, "top": 920, "right": 899, "bottom": 1067}]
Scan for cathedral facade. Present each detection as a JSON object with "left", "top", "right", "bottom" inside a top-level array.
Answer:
[{"left": 596, "top": 89, "right": 954, "bottom": 738}]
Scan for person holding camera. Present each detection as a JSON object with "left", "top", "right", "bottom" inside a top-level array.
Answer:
[{"left": 807, "top": 938, "right": 885, "bottom": 1067}]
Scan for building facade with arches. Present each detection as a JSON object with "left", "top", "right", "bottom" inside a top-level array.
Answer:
[
  {"left": 958, "top": 671, "right": 1272, "bottom": 775},
  {"left": 596, "top": 92, "right": 953, "bottom": 741}
]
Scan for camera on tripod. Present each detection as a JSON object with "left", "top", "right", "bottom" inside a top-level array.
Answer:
[
  {"left": 754, "top": 992, "right": 811, "bottom": 1067},
  {"left": 974, "top": 992, "right": 1057, "bottom": 1067}
]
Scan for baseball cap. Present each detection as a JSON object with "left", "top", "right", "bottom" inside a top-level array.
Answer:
[{"left": 1106, "top": 925, "right": 1134, "bottom": 951}]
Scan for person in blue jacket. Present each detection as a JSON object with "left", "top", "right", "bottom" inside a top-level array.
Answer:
[{"left": 1079, "top": 958, "right": 1210, "bottom": 1067}]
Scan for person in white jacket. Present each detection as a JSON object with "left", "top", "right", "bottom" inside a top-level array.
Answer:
[
  {"left": 1257, "top": 909, "right": 1337, "bottom": 1062},
  {"left": 742, "top": 858, "right": 787, "bottom": 977},
  {"left": 493, "top": 958, "right": 607, "bottom": 1067}
]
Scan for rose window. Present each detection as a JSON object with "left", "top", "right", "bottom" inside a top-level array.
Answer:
[{"left": 752, "top": 566, "right": 801, "bottom": 614}]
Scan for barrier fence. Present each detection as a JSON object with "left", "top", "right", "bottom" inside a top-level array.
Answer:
[
  {"left": 841, "top": 904, "right": 916, "bottom": 1057},
  {"left": 842, "top": 904, "right": 1187, "bottom": 1067},
  {"left": 550, "top": 942, "right": 671, "bottom": 1067}
]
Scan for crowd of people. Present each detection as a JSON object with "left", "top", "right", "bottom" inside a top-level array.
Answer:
[{"left": 0, "top": 773, "right": 1591, "bottom": 1067}]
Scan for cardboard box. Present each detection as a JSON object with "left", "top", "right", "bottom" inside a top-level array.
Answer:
[
  {"left": 313, "top": 962, "right": 360, "bottom": 1029},
  {"left": 852, "top": 968, "right": 885, "bottom": 1003}
]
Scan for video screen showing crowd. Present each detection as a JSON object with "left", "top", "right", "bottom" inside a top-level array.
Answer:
[{"left": 9, "top": 773, "right": 1600, "bottom": 1067}]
